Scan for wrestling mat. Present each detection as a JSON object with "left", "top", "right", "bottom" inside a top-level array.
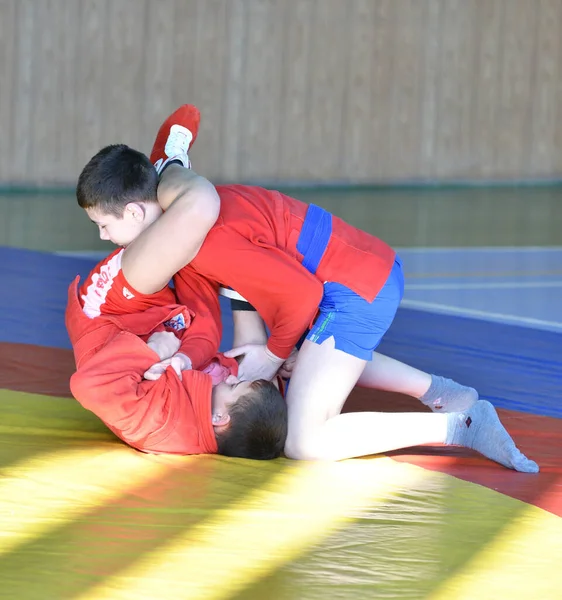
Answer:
[{"left": 1, "top": 246, "right": 561, "bottom": 600}]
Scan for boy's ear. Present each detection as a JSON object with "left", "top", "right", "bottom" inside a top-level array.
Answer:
[
  {"left": 124, "top": 202, "right": 144, "bottom": 221},
  {"left": 212, "top": 412, "right": 231, "bottom": 432}
]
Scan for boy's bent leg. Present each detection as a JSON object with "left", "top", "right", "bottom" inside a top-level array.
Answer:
[
  {"left": 357, "top": 353, "right": 431, "bottom": 397},
  {"left": 284, "top": 341, "right": 538, "bottom": 470},
  {"left": 358, "top": 353, "right": 478, "bottom": 412},
  {"left": 285, "top": 338, "right": 449, "bottom": 461},
  {"left": 300, "top": 399, "right": 538, "bottom": 470},
  {"left": 284, "top": 338, "right": 367, "bottom": 460},
  {"left": 285, "top": 338, "right": 451, "bottom": 461}
]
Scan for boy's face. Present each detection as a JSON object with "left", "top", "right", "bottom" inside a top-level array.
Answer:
[
  {"left": 211, "top": 380, "right": 255, "bottom": 432},
  {"left": 212, "top": 380, "right": 254, "bottom": 413},
  {"left": 86, "top": 202, "right": 163, "bottom": 247}
]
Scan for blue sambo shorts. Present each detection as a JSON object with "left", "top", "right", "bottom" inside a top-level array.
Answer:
[{"left": 297, "top": 204, "right": 404, "bottom": 360}]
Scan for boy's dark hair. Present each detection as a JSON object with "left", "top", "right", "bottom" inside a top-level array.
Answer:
[
  {"left": 216, "top": 380, "right": 288, "bottom": 460},
  {"left": 76, "top": 144, "right": 159, "bottom": 217}
]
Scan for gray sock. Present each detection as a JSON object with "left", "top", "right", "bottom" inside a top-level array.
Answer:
[
  {"left": 420, "top": 375, "right": 478, "bottom": 412},
  {"left": 446, "top": 400, "right": 539, "bottom": 473}
]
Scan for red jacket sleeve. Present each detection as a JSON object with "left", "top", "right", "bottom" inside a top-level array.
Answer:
[
  {"left": 193, "top": 228, "right": 323, "bottom": 359},
  {"left": 172, "top": 267, "right": 222, "bottom": 370},
  {"left": 69, "top": 330, "right": 216, "bottom": 454}
]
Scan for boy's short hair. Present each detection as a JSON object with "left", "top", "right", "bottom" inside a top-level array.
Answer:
[
  {"left": 77, "top": 144, "right": 159, "bottom": 217},
  {"left": 216, "top": 380, "right": 288, "bottom": 460}
]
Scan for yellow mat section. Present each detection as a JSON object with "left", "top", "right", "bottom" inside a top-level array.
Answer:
[{"left": 1, "top": 389, "right": 560, "bottom": 600}]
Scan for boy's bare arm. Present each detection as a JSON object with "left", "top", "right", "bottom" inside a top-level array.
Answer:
[
  {"left": 121, "top": 165, "right": 220, "bottom": 294},
  {"left": 232, "top": 309, "right": 268, "bottom": 347}
]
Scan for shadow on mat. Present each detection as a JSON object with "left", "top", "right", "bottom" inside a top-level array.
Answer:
[{"left": 0, "top": 453, "right": 290, "bottom": 599}]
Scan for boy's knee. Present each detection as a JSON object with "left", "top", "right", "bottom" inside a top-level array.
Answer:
[{"left": 284, "top": 435, "right": 322, "bottom": 461}]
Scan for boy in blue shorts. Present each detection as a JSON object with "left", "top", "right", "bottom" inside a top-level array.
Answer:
[{"left": 76, "top": 105, "right": 539, "bottom": 472}]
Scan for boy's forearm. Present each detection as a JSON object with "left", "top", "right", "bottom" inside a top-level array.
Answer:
[
  {"left": 121, "top": 166, "right": 220, "bottom": 295},
  {"left": 155, "top": 164, "right": 220, "bottom": 266},
  {"left": 232, "top": 309, "right": 268, "bottom": 347}
]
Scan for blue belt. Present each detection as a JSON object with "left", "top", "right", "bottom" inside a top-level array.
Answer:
[{"left": 296, "top": 204, "right": 332, "bottom": 275}]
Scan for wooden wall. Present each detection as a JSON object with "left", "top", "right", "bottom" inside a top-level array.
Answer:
[{"left": 1, "top": 0, "right": 562, "bottom": 185}]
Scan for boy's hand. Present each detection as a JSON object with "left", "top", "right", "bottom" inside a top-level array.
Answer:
[
  {"left": 279, "top": 348, "right": 298, "bottom": 379},
  {"left": 144, "top": 352, "right": 192, "bottom": 381},
  {"left": 223, "top": 344, "right": 284, "bottom": 382},
  {"left": 147, "top": 331, "right": 181, "bottom": 361}
]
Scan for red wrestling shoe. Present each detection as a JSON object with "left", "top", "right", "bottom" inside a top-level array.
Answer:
[{"left": 150, "top": 104, "right": 200, "bottom": 174}]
